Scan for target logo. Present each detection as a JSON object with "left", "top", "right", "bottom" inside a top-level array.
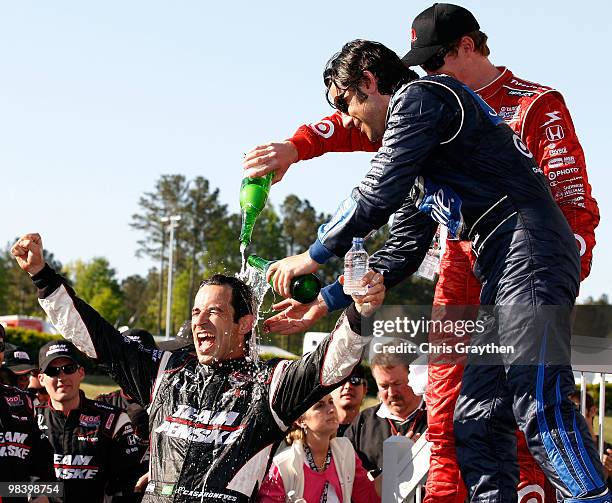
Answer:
[
  {"left": 513, "top": 134, "right": 533, "bottom": 158},
  {"left": 311, "top": 120, "right": 335, "bottom": 139},
  {"left": 517, "top": 484, "right": 545, "bottom": 503}
]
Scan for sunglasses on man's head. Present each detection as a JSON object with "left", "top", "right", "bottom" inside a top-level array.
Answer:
[{"left": 44, "top": 363, "right": 79, "bottom": 377}]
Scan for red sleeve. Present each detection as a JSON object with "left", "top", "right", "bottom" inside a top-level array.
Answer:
[
  {"left": 351, "top": 453, "right": 381, "bottom": 503},
  {"left": 522, "top": 92, "right": 600, "bottom": 281},
  {"left": 288, "top": 111, "right": 380, "bottom": 161},
  {"left": 256, "top": 463, "right": 286, "bottom": 503}
]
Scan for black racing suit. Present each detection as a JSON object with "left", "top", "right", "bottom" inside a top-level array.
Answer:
[
  {"left": 0, "top": 384, "right": 54, "bottom": 502},
  {"left": 31, "top": 265, "right": 370, "bottom": 503},
  {"left": 36, "top": 391, "right": 141, "bottom": 503},
  {"left": 306, "top": 74, "right": 608, "bottom": 503},
  {"left": 96, "top": 389, "right": 150, "bottom": 502}
]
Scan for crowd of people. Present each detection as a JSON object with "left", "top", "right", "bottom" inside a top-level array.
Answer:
[{"left": 1, "top": 2, "right": 611, "bottom": 503}]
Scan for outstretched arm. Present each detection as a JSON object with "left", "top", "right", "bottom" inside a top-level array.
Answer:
[
  {"left": 243, "top": 111, "right": 379, "bottom": 182},
  {"left": 11, "top": 234, "right": 165, "bottom": 407}
]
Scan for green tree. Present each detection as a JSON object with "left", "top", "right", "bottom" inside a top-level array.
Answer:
[
  {"left": 280, "top": 195, "right": 319, "bottom": 256},
  {"left": 65, "top": 257, "right": 126, "bottom": 326},
  {"left": 180, "top": 176, "right": 231, "bottom": 318},
  {"left": 121, "top": 273, "right": 157, "bottom": 328},
  {"left": 130, "top": 174, "right": 190, "bottom": 333},
  {"left": 1, "top": 241, "right": 63, "bottom": 316},
  {"left": 249, "top": 204, "right": 285, "bottom": 261}
]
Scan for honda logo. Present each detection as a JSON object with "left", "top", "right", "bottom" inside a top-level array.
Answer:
[{"left": 545, "top": 125, "right": 565, "bottom": 142}]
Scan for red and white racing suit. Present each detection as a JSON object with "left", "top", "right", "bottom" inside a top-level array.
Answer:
[{"left": 288, "top": 67, "right": 599, "bottom": 503}]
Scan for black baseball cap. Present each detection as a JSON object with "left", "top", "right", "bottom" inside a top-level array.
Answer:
[
  {"left": 157, "top": 320, "right": 194, "bottom": 351},
  {"left": 401, "top": 3, "right": 479, "bottom": 66},
  {"left": 4, "top": 347, "right": 36, "bottom": 374},
  {"left": 39, "top": 341, "right": 80, "bottom": 373},
  {"left": 121, "top": 328, "right": 156, "bottom": 348}
]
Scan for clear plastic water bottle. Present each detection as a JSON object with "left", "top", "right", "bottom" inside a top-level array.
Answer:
[{"left": 343, "top": 237, "right": 369, "bottom": 296}]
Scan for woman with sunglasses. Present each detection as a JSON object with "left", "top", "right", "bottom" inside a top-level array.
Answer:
[{"left": 258, "top": 394, "right": 380, "bottom": 503}]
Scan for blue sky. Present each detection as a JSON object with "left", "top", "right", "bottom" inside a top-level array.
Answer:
[{"left": 1, "top": 1, "right": 610, "bottom": 302}]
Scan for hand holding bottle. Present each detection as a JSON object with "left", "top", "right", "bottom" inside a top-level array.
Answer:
[
  {"left": 342, "top": 269, "right": 385, "bottom": 318},
  {"left": 242, "top": 141, "right": 298, "bottom": 184},
  {"left": 266, "top": 251, "right": 319, "bottom": 299}
]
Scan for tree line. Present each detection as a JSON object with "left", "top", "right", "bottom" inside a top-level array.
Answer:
[{"left": 2, "top": 174, "right": 607, "bottom": 353}]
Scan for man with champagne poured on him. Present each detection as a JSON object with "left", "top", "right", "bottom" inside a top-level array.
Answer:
[{"left": 11, "top": 232, "right": 385, "bottom": 503}]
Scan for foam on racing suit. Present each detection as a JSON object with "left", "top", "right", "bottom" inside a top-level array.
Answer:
[
  {"left": 31, "top": 265, "right": 370, "bottom": 503},
  {"left": 292, "top": 74, "right": 604, "bottom": 503}
]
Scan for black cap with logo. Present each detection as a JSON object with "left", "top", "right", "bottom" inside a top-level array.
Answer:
[
  {"left": 4, "top": 347, "right": 36, "bottom": 374},
  {"left": 401, "top": 3, "right": 479, "bottom": 66},
  {"left": 39, "top": 340, "right": 80, "bottom": 373}
]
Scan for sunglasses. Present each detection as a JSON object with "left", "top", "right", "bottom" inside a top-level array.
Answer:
[
  {"left": 348, "top": 376, "right": 366, "bottom": 386},
  {"left": 421, "top": 46, "right": 451, "bottom": 72},
  {"left": 44, "top": 363, "right": 79, "bottom": 377},
  {"left": 326, "top": 87, "right": 351, "bottom": 114},
  {"left": 0, "top": 341, "right": 5, "bottom": 352}
]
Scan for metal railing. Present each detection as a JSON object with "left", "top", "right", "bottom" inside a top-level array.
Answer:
[{"left": 382, "top": 335, "right": 612, "bottom": 503}]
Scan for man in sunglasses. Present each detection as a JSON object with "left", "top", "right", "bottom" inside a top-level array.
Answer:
[
  {"left": 36, "top": 340, "right": 141, "bottom": 503},
  {"left": 242, "top": 6, "right": 599, "bottom": 503},
  {"left": 0, "top": 325, "right": 55, "bottom": 502},
  {"left": 11, "top": 233, "right": 384, "bottom": 503},
  {"left": 245, "top": 37, "right": 608, "bottom": 503},
  {"left": 331, "top": 364, "right": 368, "bottom": 436}
]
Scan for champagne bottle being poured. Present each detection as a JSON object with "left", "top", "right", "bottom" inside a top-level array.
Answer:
[
  {"left": 239, "top": 173, "right": 273, "bottom": 247},
  {"left": 247, "top": 255, "right": 321, "bottom": 304}
]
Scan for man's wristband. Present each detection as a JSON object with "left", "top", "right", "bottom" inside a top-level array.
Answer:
[{"left": 321, "top": 281, "right": 352, "bottom": 312}]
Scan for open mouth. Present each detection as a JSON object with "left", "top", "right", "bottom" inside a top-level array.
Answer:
[{"left": 196, "top": 332, "right": 216, "bottom": 353}]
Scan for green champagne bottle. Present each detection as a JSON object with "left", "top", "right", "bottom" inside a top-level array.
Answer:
[
  {"left": 239, "top": 173, "right": 273, "bottom": 247},
  {"left": 247, "top": 254, "right": 322, "bottom": 304}
]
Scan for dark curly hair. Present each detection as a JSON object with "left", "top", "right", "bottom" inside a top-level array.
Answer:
[{"left": 324, "top": 39, "right": 419, "bottom": 106}]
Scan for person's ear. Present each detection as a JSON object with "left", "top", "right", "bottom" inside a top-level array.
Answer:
[
  {"left": 459, "top": 35, "right": 475, "bottom": 55},
  {"left": 237, "top": 315, "right": 254, "bottom": 335},
  {"left": 361, "top": 71, "right": 379, "bottom": 95}
]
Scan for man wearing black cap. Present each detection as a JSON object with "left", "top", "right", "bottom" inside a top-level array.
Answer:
[
  {"left": 243, "top": 33, "right": 607, "bottom": 503},
  {"left": 5, "top": 346, "right": 37, "bottom": 390},
  {"left": 241, "top": 5, "right": 600, "bottom": 503},
  {"left": 36, "top": 340, "right": 141, "bottom": 503},
  {"left": 12, "top": 233, "right": 384, "bottom": 503},
  {"left": 0, "top": 324, "right": 55, "bottom": 502}
]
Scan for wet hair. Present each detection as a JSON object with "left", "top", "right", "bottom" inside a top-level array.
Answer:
[
  {"left": 199, "top": 274, "right": 255, "bottom": 322},
  {"left": 324, "top": 39, "right": 419, "bottom": 105}
]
